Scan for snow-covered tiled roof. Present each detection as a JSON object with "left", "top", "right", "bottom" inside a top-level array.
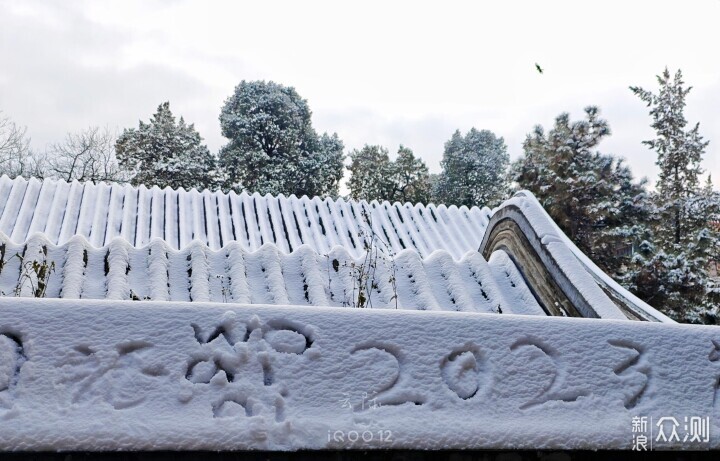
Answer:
[
  {"left": 0, "top": 176, "right": 666, "bottom": 321},
  {"left": 0, "top": 176, "right": 550, "bottom": 315},
  {"left": 0, "top": 232, "right": 544, "bottom": 315},
  {"left": 0, "top": 175, "right": 491, "bottom": 259},
  {"left": 0, "top": 182, "right": 697, "bottom": 453}
]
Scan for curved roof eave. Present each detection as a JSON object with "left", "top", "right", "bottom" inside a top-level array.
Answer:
[{"left": 481, "top": 190, "right": 673, "bottom": 323}]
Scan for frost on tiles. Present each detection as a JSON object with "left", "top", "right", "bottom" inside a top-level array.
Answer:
[{"left": 0, "top": 175, "right": 714, "bottom": 451}]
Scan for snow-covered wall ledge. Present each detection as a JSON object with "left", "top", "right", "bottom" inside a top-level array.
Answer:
[
  {"left": 0, "top": 298, "right": 717, "bottom": 451},
  {"left": 481, "top": 191, "right": 671, "bottom": 322}
]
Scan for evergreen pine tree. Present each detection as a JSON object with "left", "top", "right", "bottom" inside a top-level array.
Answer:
[
  {"left": 347, "top": 145, "right": 394, "bottom": 202},
  {"left": 631, "top": 69, "right": 707, "bottom": 246},
  {"left": 218, "top": 80, "right": 344, "bottom": 197},
  {"left": 512, "top": 106, "right": 648, "bottom": 275},
  {"left": 390, "top": 145, "right": 431, "bottom": 204},
  {"left": 627, "top": 68, "right": 719, "bottom": 323},
  {"left": 347, "top": 145, "right": 431, "bottom": 203},
  {"left": 298, "top": 133, "right": 345, "bottom": 198},
  {"left": 116, "top": 102, "right": 218, "bottom": 190},
  {"left": 432, "top": 129, "right": 509, "bottom": 208}
]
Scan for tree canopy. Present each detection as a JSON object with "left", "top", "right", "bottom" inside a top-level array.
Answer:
[
  {"left": 347, "top": 144, "right": 431, "bottom": 204},
  {"left": 218, "top": 80, "right": 344, "bottom": 197},
  {"left": 512, "top": 106, "right": 648, "bottom": 275},
  {"left": 432, "top": 128, "right": 509, "bottom": 208},
  {"left": 116, "top": 102, "right": 218, "bottom": 190},
  {"left": 626, "top": 69, "right": 719, "bottom": 323}
]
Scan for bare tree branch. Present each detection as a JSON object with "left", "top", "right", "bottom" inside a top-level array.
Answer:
[
  {"left": 0, "top": 111, "right": 44, "bottom": 179},
  {"left": 46, "top": 126, "right": 130, "bottom": 183}
]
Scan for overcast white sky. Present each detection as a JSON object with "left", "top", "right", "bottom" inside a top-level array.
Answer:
[{"left": 2, "top": 0, "right": 719, "bottom": 189}]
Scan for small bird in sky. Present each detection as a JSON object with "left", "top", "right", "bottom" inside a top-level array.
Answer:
[{"left": 535, "top": 63, "right": 544, "bottom": 74}]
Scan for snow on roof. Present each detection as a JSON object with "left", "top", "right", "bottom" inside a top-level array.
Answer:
[
  {"left": 0, "top": 175, "right": 492, "bottom": 259},
  {"left": 485, "top": 191, "right": 672, "bottom": 323},
  {"left": 0, "top": 181, "right": 705, "bottom": 452},
  {"left": 0, "top": 176, "right": 667, "bottom": 321},
  {"left": 0, "top": 231, "right": 544, "bottom": 315}
]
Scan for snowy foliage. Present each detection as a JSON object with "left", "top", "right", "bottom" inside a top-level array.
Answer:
[
  {"left": 301, "top": 132, "right": 345, "bottom": 198},
  {"left": 116, "top": 102, "right": 218, "bottom": 191},
  {"left": 624, "top": 187, "right": 720, "bottom": 324},
  {"left": 631, "top": 68, "right": 709, "bottom": 246},
  {"left": 392, "top": 145, "right": 432, "bottom": 204},
  {"left": 432, "top": 129, "right": 509, "bottom": 208},
  {"left": 218, "top": 81, "right": 344, "bottom": 198},
  {"left": 625, "top": 69, "right": 720, "bottom": 324},
  {"left": 347, "top": 145, "right": 393, "bottom": 201},
  {"left": 511, "top": 106, "right": 647, "bottom": 276},
  {"left": 347, "top": 145, "right": 431, "bottom": 203}
]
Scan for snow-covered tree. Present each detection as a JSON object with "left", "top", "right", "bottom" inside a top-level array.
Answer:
[
  {"left": 46, "top": 127, "right": 128, "bottom": 183},
  {"left": 391, "top": 145, "right": 431, "bottom": 204},
  {"left": 625, "top": 69, "right": 719, "bottom": 323},
  {"left": 512, "top": 106, "right": 648, "bottom": 275},
  {"left": 298, "top": 132, "right": 345, "bottom": 198},
  {"left": 631, "top": 68, "right": 708, "bottom": 246},
  {"left": 626, "top": 186, "right": 720, "bottom": 323},
  {"left": 348, "top": 145, "right": 431, "bottom": 203},
  {"left": 0, "top": 111, "right": 44, "bottom": 179},
  {"left": 218, "top": 80, "right": 344, "bottom": 197},
  {"left": 116, "top": 102, "right": 218, "bottom": 191},
  {"left": 432, "top": 129, "right": 509, "bottom": 208},
  {"left": 347, "top": 145, "right": 394, "bottom": 202}
]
